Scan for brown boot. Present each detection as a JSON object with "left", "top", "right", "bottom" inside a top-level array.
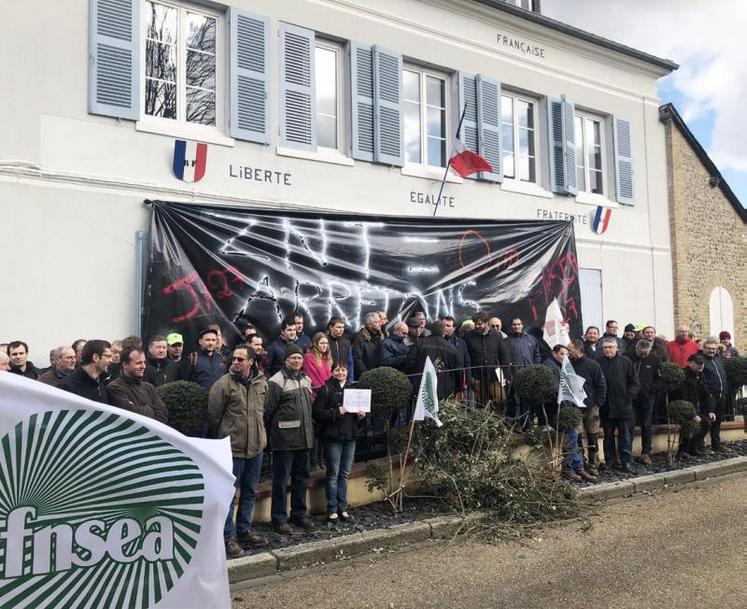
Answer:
[
  {"left": 225, "top": 538, "right": 245, "bottom": 559},
  {"left": 577, "top": 469, "right": 597, "bottom": 482},
  {"left": 238, "top": 530, "right": 268, "bottom": 546},
  {"left": 636, "top": 453, "right": 653, "bottom": 465},
  {"left": 561, "top": 469, "right": 582, "bottom": 481}
]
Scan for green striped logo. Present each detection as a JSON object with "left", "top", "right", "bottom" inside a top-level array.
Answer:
[{"left": 0, "top": 409, "right": 205, "bottom": 609}]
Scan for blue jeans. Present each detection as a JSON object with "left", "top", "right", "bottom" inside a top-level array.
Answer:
[
  {"left": 271, "top": 449, "right": 311, "bottom": 524},
  {"left": 633, "top": 394, "right": 655, "bottom": 454},
  {"left": 564, "top": 427, "right": 584, "bottom": 471},
  {"left": 603, "top": 417, "right": 633, "bottom": 465},
  {"left": 224, "top": 451, "right": 263, "bottom": 540},
  {"left": 324, "top": 440, "right": 357, "bottom": 513}
]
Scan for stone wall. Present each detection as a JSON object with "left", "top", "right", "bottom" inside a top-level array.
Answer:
[{"left": 664, "top": 119, "right": 747, "bottom": 348}]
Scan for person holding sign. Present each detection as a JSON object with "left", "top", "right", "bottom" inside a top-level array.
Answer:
[{"left": 312, "top": 362, "right": 366, "bottom": 524}]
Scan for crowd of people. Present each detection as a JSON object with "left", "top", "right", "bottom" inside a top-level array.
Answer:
[{"left": 1, "top": 312, "right": 741, "bottom": 559}]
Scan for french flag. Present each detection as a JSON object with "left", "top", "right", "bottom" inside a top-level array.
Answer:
[
  {"left": 173, "top": 139, "right": 208, "bottom": 183},
  {"left": 449, "top": 107, "right": 493, "bottom": 178},
  {"left": 592, "top": 205, "right": 612, "bottom": 234}
]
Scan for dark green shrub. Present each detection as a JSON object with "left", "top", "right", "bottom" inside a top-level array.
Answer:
[
  {"left": 660, "top": 362, "right": 686, "bottom": 396},
  {"left": 557, "top": 406, "right": 582, "bottom": 432},
  {"left": 357, "top": 366, "right": 412, "bottom": 421},
  {"left": 157, "top": 381, "right": 208, "bottom": 436},
  {"left": 512, "top": 365, "right": 557, "bottom": 404},
  {"left": 723, "top": 356, "right": 747, "bottom": 389},
  {"left": 666, "top": 399, "right": 698, "bottom": 438}
]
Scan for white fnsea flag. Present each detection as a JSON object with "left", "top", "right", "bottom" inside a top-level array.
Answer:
[
  {"left": 558, "top": 353, "right": 588, "bottom": 409},
  {"left": 0, "top": 373, "right": 235, "bottom": 609},
  {"left": 413, "top": 356, "right": 442, "bottom": 427}
]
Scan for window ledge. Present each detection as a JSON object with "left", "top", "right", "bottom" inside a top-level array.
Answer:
[
  {"left": 575, "top": 191, "right": 619, "bottom": 208},
  {"left": 401, "top": 164, "right": 463, "bottom": 183},
  {"left": 276, "top": 146, "right": 354, "bottom": 167},
  {"left": 135, "top": 119, "right": 236, "bottom": 147},
  {"left": 501, "top": 178, "right": 553, "bottom": 199}
]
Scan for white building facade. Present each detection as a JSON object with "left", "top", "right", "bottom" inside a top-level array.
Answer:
[{"left": 1, "top": 0, "right": 677, "bottom": 358}]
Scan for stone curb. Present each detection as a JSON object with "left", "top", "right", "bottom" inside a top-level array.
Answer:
[{"left": 228, "top": 456, "right": 746, "bottom": 584}]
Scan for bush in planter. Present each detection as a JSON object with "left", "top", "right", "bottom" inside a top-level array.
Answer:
[
  {"left": 157, "top": 381, "right": 209, "bottom": 437},
  {"left": 512, "top": 365, "right": 557, "bottom": 404},
  {"left": 356, "top": 366, "right": 412, "bottom": 421},
  {"left": 723, "top": 356, "right": 747, "bottom": 390},
  {"left": 660, "top": 362, "right": 686, "bottom": 397}
]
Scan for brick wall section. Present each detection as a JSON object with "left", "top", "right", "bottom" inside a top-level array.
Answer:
[{"left": 664, "top": 121, "right": 747, "bottom": 348}]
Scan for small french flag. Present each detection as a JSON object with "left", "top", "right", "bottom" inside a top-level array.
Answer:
[
  {"left": 173, "top": 139, "right": 208, "bottom": 183},
  {"left": 592, "top": 205, "right": 612, "bottom": 235}
]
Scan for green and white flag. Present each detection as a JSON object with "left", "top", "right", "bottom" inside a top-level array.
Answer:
[
  {"left": 558, "top": 353, "right": 587, "bottom": 408},
  {"left": 0, "top": 373, "right": 235, "bottom": 609},
  {"left": 413, "top": 356, "right": 442, "bottom": 427}
]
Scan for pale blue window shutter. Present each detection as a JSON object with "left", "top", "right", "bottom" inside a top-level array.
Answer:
[
  {"left": 562, "top": 97, "right": 578, "bottom": 196},
  {"left": 373, "top": 46, "right": 403, "bottom": 166},
  {"left": 350, "top": 43, "right": 374, "bottom": 162},
  {"left": 229, "top": 8, "right": 269, "bottom": 143},
  {"left": 279, "top": 23, "right": 316, "bottom": 150},
  {"left": 613, "top": 116, "right": 634, "bottom": 205},
  {"left": 457, "top": 71, "right": 479, "bottom": 180},
  {"left": 476, "top": 75, "right": 502, "bottom": 182},
  {"left": 547, "top": 96, "right": 576, "bottom": 195},
  {"left": 88, "top": 0, "right": 139, "bottom": 119}
]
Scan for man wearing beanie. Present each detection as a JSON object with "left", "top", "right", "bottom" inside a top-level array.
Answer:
[
  {"left": 719, "top": 331, "right": 739, "bottom": 358},
  {"left": 265, "top": 342, "right": 315, "bottom": 534},
  {"left": 621, "top": 323, "right": 638, "bottom": 353}
]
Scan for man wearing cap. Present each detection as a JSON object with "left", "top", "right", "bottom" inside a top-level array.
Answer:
[
  {"left": 265, "top": 343, "right": 315, "bottom": 534},
  {"left": 209, "top": 343, "right": 268, "bottom": 558},
  {"left": 190, "top": 327, "right": 227, "bottom": 390},
  {"left": 38, "top": 346, "right": 76, "bottom": 388},
  {"left": 166, "top": 332, "right": 192, "bottom": 380},
  {"left": 667, "top": 325, "right": 700, "bottom": 367},
  {"left": 674, "top": 353, "right": 716, "bottom": 457},
  {"left": 719, "top": 331, "right": 739, "bottom": 358},
  {"left": 144, "top": 335, "right": 181, "bottom": 387},
  {"left": 621, "top": 324, "right": 638, "bottom": 353},
  {"left": 403, "top": 317, "right": 422, "bottom": 347}
]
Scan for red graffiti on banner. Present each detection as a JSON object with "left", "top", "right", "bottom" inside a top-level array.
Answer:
[
  {"left": 207, "top": 266, "right": 249, "bottom": 299},
  {"left": 458, "top": 229, "right": 493, "bottom": 272},
  {"left": 495, "top": 248, "right": 520, "bottom": 272},
  {"left": 162, "top": 271, "right": 214, "bottom": 322}
]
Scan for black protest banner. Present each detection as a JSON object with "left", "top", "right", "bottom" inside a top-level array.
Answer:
[{"left": 143, "top": 201, "right": 582, "bottom": 347}]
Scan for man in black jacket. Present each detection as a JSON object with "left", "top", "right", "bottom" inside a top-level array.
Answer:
[
  {"left": 379, "top": 322, "right": 409, "bottom": 370},
  {"left": 702, "top": 339, "right": 729, "bottom": 452},
  {"left": 626, "top": 339, "right": 662, "bottom": 465},
  {"left": 674, "top": 353, "right": 716, "bottom": 457},
  {"left": 463, "top": 311, "right": 511, "bottom": 408},
  {"left": 264, "top": 318, "right": 298, "bottom": 378},
  {"left": 108, "top": 347, "right": 169, "bottom": 423},
  {"left": 144, "top": 335, "right": 182, "bottom": 386},
  {"left": 7, "top": 341, "right": 40, "bottom": 380},
  {"left": 567, "top": 340, "right": 607, "bottom": 474},
  {"left": 597, "top": 338, "right": 640, "bottom": 473},
  {"left": 352, "top": 312, "right": 383, "bottom": 380},
  {"left": 58, "top": 340, "right": 112, "bottom": 404},
  {"left": 405, "top": 321, "right": 459, "bottom": 401},
  {"left": 326, "top": 316, "right": 354, "bottom": 381}
]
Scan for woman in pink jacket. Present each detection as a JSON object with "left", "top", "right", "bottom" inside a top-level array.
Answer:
[{"left": 303, "top": 332, "right": 333, "bottom": 399}]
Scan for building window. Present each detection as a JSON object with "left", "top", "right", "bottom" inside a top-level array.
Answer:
[
  {"left": 501, "top": 93, "right": 536, "bottom": 182},
  {"left": 403, "top": 67, "right": 447, "bottom": 167},
  {"left": 575, "top": 113, "right": 605, "bottom": 195},
  {"left": 143, "top": 0, "right": 220, "bottom": 127},
  {"left": 314, "top": 40, "right": 344, "bottom": 151}
]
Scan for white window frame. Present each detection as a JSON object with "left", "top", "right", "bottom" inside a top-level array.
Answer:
[
  {"left": 501, "top": 91, "right": 539, "bottom": 185},
  {"left": 575, "top": 111, "right": 606, "bottom": 197},
  {"left": 314, "top": 39, "right": 347, "bottom": 155},
  {"left": 402, "top": 65, "right": 450, "bottom": 173},
  {"left": 137, "top": 0, "right": 233, "bottom": 146}
]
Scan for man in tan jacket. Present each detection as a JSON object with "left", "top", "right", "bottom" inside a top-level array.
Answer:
[{"left": 208, "top": 343, "right": 268, "bottom": 559}]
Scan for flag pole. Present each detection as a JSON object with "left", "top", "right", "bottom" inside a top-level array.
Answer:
[{"left": 432, "top": 102, "right": 469, "bottom": 218}]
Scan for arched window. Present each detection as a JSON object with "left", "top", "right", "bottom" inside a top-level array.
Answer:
[{"left": 709, "top": 287, "right": 734, "bottom": 338}]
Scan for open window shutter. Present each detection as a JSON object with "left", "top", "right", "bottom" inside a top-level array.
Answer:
[
  {"left": 457, "top": 71, "right": 479, "bottom": 179},
  {"left": 350, "top": 43, "right": 374, "bottom": 161},
  {"left": 373, "top": 46, "right": 403, "bottom": 166},
  {"left": 613, "top": 116, "right": 634, "bottom": 205},
  {"left": 88, "top": 0, "right": 139, "bottom": 119},
  {"left": 562, "top": 97, "right": 577, "bottom": 196},
  {"left": 547, "top": 98, "right": 566, "bottom": 193},
  {"left": 476, "top": 75, "right": 502, "bottom": 182},
  {"left": 279, "top": 23, "right": 315, "bottom": 150},
  {"left": 229, "top": 9, "right": 269, "bottom": 143}
]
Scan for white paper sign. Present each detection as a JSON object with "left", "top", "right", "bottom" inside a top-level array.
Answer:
[
  {"left": 0, "top": 373, "right": 235, "bottom": 609},
  {"left": 343, "top": 388, "right": 372, "bottom": 413}
]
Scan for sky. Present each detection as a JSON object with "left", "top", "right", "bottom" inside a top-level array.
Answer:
[{"left": 542, "top": 0, "right": 747, "bottom": 207}]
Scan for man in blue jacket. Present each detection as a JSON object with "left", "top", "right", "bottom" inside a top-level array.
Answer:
[
  {"left": 702, "top": 338, "right": 729, "bottom": 453},
  {"left": 508, "top": 317, "right": 541, "bottom": 426},
  {"left": 379, "top": 322, "right": 409, "bottom": 370},
  {"left": 264, "top": 317, "right": 298, "bottom": 378}
]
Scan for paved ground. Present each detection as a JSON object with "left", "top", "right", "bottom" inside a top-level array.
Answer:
[{"left": 232, "top": 474, "right": 746, "bottom": 608}]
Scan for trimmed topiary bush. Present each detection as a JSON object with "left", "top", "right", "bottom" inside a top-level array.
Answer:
[
  {"left": 513, "top": 365, "right": 557, "bottom": 404},
  {"left": 666, "top": 399, "right": 698, "bottom": 440},
  {"left": 157, "top": 380, "right": 209, "bottom": 437},
  {"left": 357, "top": 366, "right": 412, "bottom": 420},
  {"left": 660, "top": 362, "right": 686, "bottom": 396},
  {"left": 557, "top": 406, "right": 582, "bottom": 432},
  {"left": 723, "top": 356, "right": 747, "bottom": 390}
]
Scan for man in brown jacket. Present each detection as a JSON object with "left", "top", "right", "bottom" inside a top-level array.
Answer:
[
  {"left": 107, "top": 347, "right": 168, "bottom": 423},
  {"left": 208, "top": 343, "right": 268, "bottom": 558}
]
